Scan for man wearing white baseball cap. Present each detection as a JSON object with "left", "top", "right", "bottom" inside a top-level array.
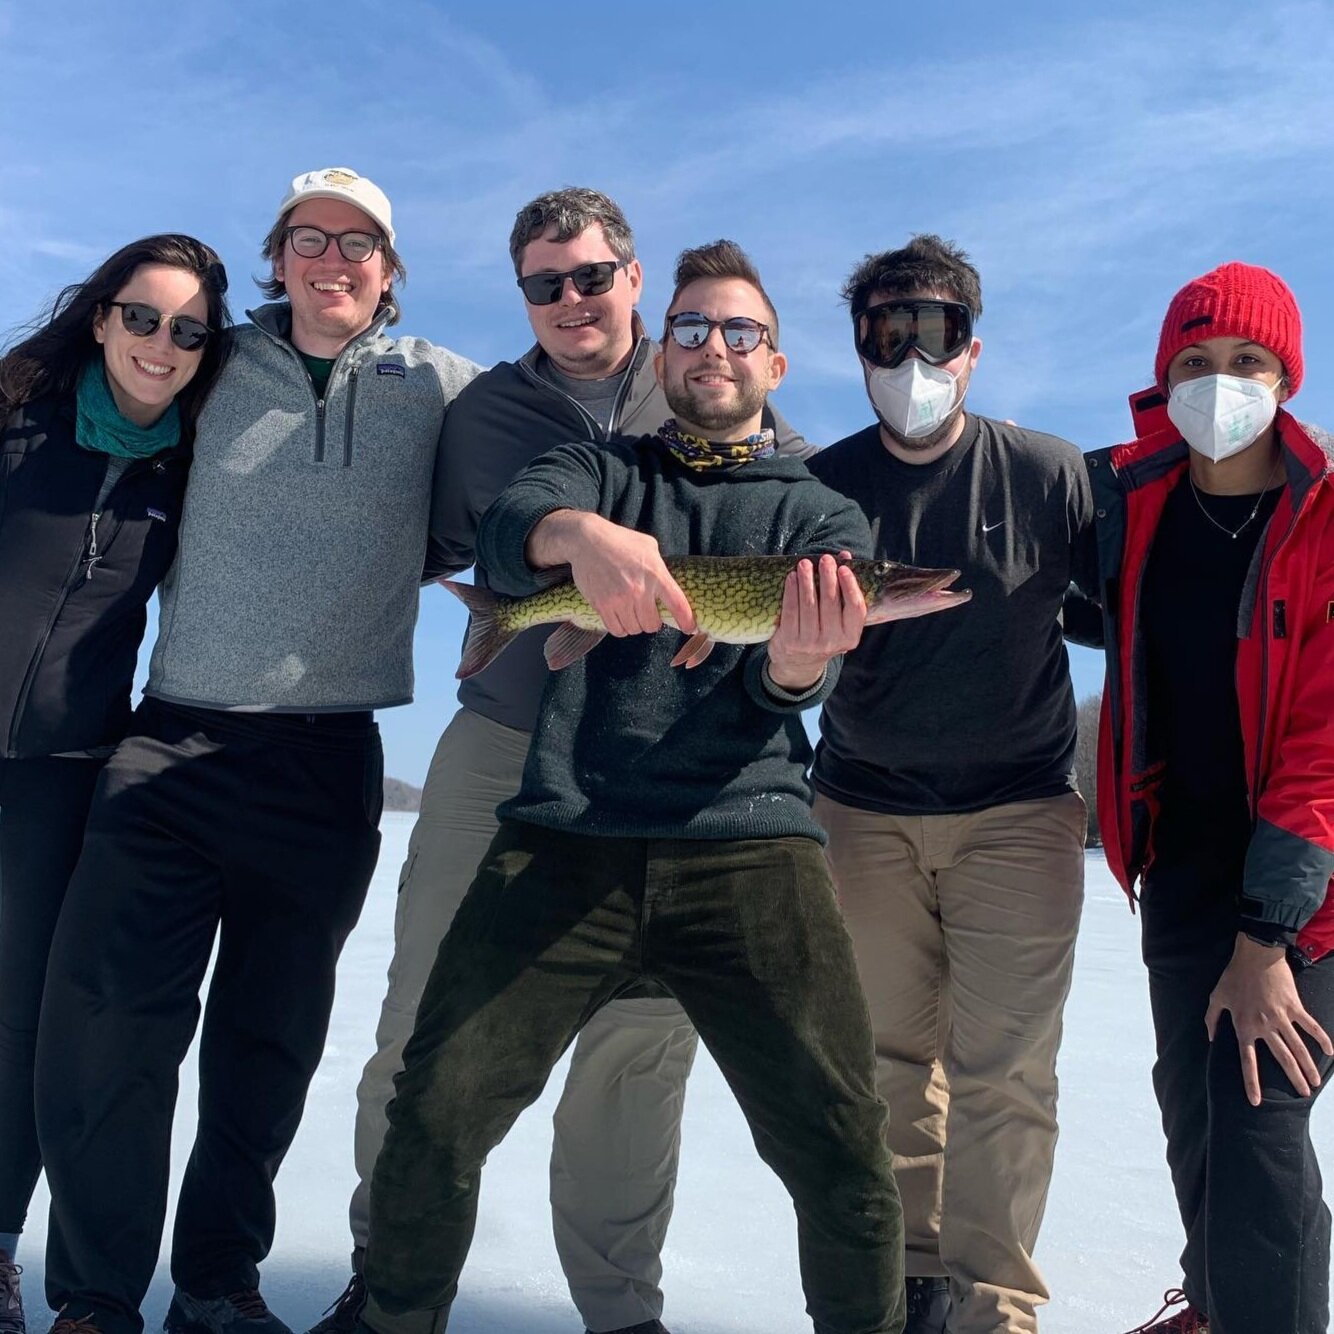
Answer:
[{"left": 35, "top": 168, "right": 480, "bottom": 1334}]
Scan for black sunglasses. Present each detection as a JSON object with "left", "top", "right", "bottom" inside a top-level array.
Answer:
[
  {"left": 106, "top": 301, "right": 212, "bottom": 351},
  {"left": 853, "top": 299, "right": 973, "bottom": 369},
  {"left": 517, "top": 258, "right": 629, "bottom": 305},
  {"left": 665, "top": 312, "right": 771, "bottom": 355},
  {"left": 283, "top": 225, "right": 383, "bottom": 264}
]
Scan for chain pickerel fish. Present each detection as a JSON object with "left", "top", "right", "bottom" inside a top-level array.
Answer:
[{"left": 439, "top": 556, "right": 971, "bottom": 680}]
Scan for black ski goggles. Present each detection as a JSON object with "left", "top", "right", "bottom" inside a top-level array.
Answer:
[
  {"left": 105, "top": 301, "right": 212, "bottom": 351},
  {"left": 517, "top": 258, "right": 629, "bottom": 306},
  {"left": 853, "top": 299, "right": 973, "bottom": 369}
]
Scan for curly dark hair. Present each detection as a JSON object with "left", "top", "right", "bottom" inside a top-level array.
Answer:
[
  {"left": 0, "top": 234, "right": 232, "bottom": 437},
  {"left": 842, "top": 234, "right": 982, "bottom": 320}
]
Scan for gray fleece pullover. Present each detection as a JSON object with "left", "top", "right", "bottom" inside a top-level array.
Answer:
[{"left": 147, "top": 303, "right": 480, "bottom": 711}]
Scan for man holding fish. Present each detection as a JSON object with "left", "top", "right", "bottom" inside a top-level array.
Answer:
[
  {"left": 323, "top": 189, "right": 813, "bottom": 1334},
  {"left": 355, "top": 240, "right": 969, "bottom": 1334}
]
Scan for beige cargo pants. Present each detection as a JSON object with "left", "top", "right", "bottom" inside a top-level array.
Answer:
[
  {"left": 351, "top": 708, "right": 698, "bottom": 1331},
  {"left": 815, "top": 790, "right": 1086, "bottom": 1334}
]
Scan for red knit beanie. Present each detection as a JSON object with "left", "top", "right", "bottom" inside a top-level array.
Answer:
[{"left": 1155, "top": 262, "right": 1303, "bottom": 396}]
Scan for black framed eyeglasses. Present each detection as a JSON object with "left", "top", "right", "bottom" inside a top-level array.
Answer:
[
  {"left": 517, "top": 258, "right": 629, "bottom": 306},
  {"left": 283, "top": 225, "right": 383, "bottom": 263},
  {"left": 105, "top": 302, "right": 212, "bottom": 351},
  {"left": 853, "top": 299, "right": 973, "bottom": 369},
  {"left": 665, "top": 312, "right": 772, "bottom": 355}
]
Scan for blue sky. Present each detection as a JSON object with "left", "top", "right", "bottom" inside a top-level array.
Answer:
[{"left": 4, "top": 1, "right": 1332, "bottom": 783}]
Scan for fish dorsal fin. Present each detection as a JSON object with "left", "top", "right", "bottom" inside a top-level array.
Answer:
[
  {"left": 669, "top": 631, "right": 717, "bottom": 669},
  {"left": 543, "top": 623, "right": 608, "bottom": 671}
]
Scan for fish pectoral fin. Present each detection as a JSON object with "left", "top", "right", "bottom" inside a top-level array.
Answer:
[
  {"left": 670, "top": 632, "right": 717, "bottom": 670},
  {"left": 543, "top": 623, "right": 608, "bottom": 671}
]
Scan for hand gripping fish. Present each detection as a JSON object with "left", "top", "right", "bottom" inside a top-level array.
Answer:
[{"left": 439, "top": 555, "right": 971, "bottom": 680}]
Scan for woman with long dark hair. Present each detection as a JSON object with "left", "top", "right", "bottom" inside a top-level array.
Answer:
[
  {"left": 0, "top": 234, "right": 229, "bottom": 1331},
  {"left": 1088, "top": 263, "right": 1334, "bottom": 1333}
]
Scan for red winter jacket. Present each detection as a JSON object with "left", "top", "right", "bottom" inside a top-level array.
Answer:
[{"left": 1087, "top": 392, "right": 1334, "bottom": 959}]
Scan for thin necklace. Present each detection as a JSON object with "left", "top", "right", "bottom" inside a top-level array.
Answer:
[{"left": 1188, "top": 455, "right": 1283, "bottom": 540}]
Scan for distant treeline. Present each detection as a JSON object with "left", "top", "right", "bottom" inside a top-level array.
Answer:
[{"left": 384, "top": 777, "right": 423, "bottom": 812}]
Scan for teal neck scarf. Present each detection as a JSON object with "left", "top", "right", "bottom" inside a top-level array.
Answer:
[{"left": 75, "top": 359, "right": 182, "bottom": 459}]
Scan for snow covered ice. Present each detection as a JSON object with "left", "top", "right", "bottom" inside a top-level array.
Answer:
[{"left": 18, "top": 813, "right": 1333, "bottom": 1331}]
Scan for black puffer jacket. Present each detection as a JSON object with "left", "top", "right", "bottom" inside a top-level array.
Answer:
[{"left": 0, "top": 392, "right": 189, "bottom": 757}]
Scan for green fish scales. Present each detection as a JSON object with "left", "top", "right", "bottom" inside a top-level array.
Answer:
[{"left": 440, "top": 554, "right": 970, "bottom": 680}]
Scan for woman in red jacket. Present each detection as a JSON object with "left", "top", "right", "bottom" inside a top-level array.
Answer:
[{"left": 1087, "top": 263, "right": 1334, "bottom": 1334}]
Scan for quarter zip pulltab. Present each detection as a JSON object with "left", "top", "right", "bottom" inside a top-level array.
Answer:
[
  {"left": 84, "top": 511, "right": 103, "bottom": 580},
  {"left": 314, "top": 396, "right": 327, "bottom": 463},
  {"left": 344, "top": 368, "right": 358, "bottom": 467}
]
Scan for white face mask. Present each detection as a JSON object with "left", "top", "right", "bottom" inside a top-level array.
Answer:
[
  {"left": 1167, "top": 373, "right": 1279, "bottom": 463},
  {"left": 867, "top": 358, "right": 961, "bottom": 440}
]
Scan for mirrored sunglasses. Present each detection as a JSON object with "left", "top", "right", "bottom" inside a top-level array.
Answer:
[
  {"left": 106, "top": 301, "right": 212, "bottom": 351},
  {"left": 665, "top": 313, "right": 771, "bottom": 355},
  {"left": 283, "top": 225, "right": 383, "bottom": 263},
  {"left": 517, "top": 258, "right": 628, "bottom": 306},
  {"left": 854, "top": 299, "right": 973, "bottom": 369}
]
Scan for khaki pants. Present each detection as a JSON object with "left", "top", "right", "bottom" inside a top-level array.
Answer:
[
  {"left": 351, "top": 709, "right": 698, "bottom": 1332},
  {"left": 815, "top": 791, "right": 1086, "bottom": 1334}
]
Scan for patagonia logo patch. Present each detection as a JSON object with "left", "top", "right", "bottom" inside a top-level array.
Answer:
[
  {"left": 147, "top": 507, "right": 167, "bottom": 523},
  {"left": 376, "top": 363, "right": 405, "bottom": 377},
  {"left": 1182, "top": 315, "right": 1214, "bottom": 332}
]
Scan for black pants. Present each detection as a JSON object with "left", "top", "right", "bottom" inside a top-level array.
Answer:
[
  {"left": 364, "top": 820, "right": 905, "bottom": 1334},
  {"left": 0, "top": 756, "right": 104, "bottom": 1235},
  {"left": 1142, "top": 863, "right": 1334, "bottom": 1334},
  {"left": 36, "top": 698, "right": 383, "bottom": 1334}
]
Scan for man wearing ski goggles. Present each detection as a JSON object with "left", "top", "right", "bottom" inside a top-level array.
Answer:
[
  {"left": 853, "top": 298, "right": 973, "bottom": 371},
  {"left": 808, "top": 234, "right": 1096, "bottom": 1334}
]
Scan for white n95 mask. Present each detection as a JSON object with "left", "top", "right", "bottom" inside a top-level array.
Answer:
[
  {"left": 1167, "top": 374, "right": 1279, "bottom": 463},
  {"left": 868, "top": 359, "right": 961, "bottom": 439}
]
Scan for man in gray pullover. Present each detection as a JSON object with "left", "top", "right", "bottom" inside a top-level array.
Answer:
[{"left": 34, "top": 167, "right": 479, "bottom": 1334}]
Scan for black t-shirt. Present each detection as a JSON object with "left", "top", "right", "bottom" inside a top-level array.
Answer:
[
  {"left": 808, "top": 415, "right": 1093, "bottom": 814},
  {"left": 1142, "top": 476, "right": 1283, "bottom": 880}
]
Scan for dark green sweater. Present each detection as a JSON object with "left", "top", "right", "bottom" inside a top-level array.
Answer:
[{"left": 475, "top": 436, "right": 872, "bottom": 842}]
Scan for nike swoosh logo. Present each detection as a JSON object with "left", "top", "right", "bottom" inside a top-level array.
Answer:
[{"left": 981, "top": 520, "right": 1006, "bottom": 534}]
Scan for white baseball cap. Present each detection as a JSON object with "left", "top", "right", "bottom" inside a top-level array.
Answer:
[{"left": 277, "top": 167, "right": 395, "bottom": 245}]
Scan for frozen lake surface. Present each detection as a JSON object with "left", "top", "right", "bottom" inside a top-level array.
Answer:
[{"left": 18, "top": 813, "right": 1329, "bottom": 1332}]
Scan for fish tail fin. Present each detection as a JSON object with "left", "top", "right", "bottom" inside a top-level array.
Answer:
[{"left": 438, "top": 578, "right": 518, "bottom": 679}]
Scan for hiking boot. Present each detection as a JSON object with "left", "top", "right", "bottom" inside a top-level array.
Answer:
[
  {"left": 164, "top": 1289, "right": 293, "bottom": 1334},
  {"left": 0, "top": 1253, "right": 23, "bottom": 1334},
  {"left": 1122, "top": 1289, "right": 1209, "bottom": 1332},
  {"left": 584, "top": 1322, "right": 669, "bottom": 1334},
  {"left": 903, "top": 1276, "right": 949, "bottom": 1334},
  {"left": 304, "top": 1276, "right": 365, "bottom": 1334}
]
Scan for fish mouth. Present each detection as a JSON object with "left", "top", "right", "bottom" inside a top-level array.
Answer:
[{"left": 865, "top": 567, "right": 972, "bottom": 625}]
